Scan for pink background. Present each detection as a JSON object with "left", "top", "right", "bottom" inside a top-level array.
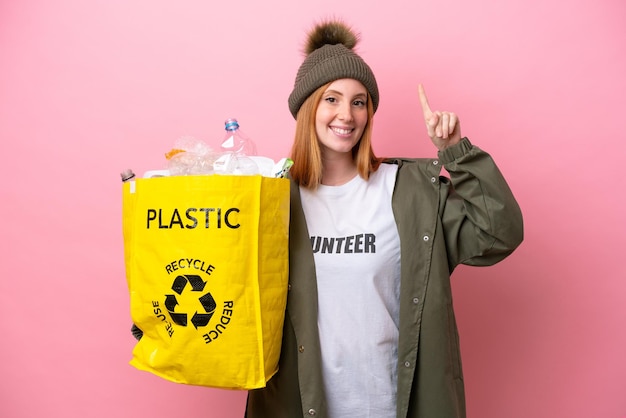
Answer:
[{"left": 1, "top": 0, "right": 624, "bottom": 417}]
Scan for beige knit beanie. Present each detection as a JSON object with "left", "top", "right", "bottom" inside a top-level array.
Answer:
[{"left": 288, "top": 20, "right": 380, "bottom": 119}]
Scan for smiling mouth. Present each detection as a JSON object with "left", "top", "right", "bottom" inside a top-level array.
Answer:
[{"left": 331, "top": 127, "right": 353, "bottom": 135}]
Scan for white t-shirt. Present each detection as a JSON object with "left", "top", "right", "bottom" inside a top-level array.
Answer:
[{"left": 300, "top": 163, "right": 401, "bottom": 418}]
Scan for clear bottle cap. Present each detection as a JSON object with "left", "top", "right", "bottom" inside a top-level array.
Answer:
[
  {"left": 224, "top": 118, "right": 239, "bottom": 131},
  {"left": 120, "top": 169, "right": 136, "bottom": 182}
]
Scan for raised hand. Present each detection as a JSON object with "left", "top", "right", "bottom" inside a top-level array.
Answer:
[{"left": 418, "top": 84, "right": 462, "bottom": 151}]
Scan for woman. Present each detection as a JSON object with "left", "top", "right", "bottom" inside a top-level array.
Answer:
[{"left": 245, "top": 20, "right": 523, "bottom": 418}]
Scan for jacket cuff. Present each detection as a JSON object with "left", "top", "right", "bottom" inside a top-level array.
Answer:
[{"left": 437, "top": 137, "right": 473, "bottom": 164}]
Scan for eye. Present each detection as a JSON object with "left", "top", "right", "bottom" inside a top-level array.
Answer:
[
  {"left": 324, "top": 97, "right": 337, "bottom": 103},
  {"left": 353, "top": 99, "right": 366, "bottom": 107}
]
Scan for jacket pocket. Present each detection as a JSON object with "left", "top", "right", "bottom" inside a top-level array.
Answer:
[{"left": 446, "top": 303, "right": 463, "bottom": 381}]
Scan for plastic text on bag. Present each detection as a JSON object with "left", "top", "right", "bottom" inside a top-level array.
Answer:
[{"left": 146, "top": 207, "right": 240, "bottom": 229}]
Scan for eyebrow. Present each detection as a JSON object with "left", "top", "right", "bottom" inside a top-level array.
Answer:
[{"left": 324, "top": 89, "right": 368, "bottom": 99}]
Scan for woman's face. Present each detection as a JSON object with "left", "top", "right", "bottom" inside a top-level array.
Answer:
[{"left": 315, "top": 78, "right": 368, "bottom": 157}]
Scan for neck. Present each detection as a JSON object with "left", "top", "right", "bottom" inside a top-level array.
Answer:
[{"left": 321, "top": 154, "right": 357, "bottom": 186}]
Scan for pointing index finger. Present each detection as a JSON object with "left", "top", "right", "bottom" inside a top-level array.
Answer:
[{"left": 418, "top": 84, "right": 432, "bottom": 116}]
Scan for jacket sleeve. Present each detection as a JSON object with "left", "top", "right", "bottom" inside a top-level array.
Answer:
[{"left": 438, "top": 137, "right": 523, "bottom": 269}]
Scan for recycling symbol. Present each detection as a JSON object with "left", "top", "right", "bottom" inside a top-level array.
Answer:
[{"left": 164, "top": 274, "right": 216, "bottom": 329}]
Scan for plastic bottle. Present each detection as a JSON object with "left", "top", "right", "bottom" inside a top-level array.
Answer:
[
  {"left": 215, "top": 118, "right": 259, "bottom": 175},
  {"left": 220, "top": 118, "right": 257, "bottom": 156}
]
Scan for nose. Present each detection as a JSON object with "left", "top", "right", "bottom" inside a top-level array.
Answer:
[{"left": 337, "top": 102, "right": 353, "bottom": 122}]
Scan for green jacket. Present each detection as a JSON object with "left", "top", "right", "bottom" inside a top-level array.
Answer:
[{"left": 245, "top": 138, "right": 523, "bottom": 418}]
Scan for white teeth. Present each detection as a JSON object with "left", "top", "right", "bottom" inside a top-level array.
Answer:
[{"left": 331, "top": 127, "right": 352, "bottom": 135}]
